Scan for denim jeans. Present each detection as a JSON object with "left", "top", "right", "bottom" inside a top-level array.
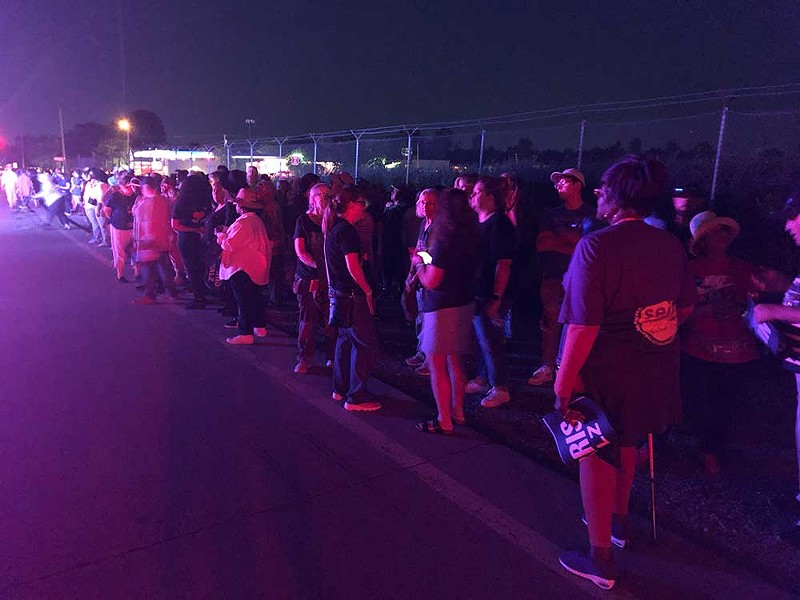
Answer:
[
  {"left": 333, "top": 294, "right": 378, "bottom": 403},
  {"left": 139, "top": 253, "right": 178, "bottom": 299},
  {"left": 473, "top": 299, "right": 510, "bottom": 387},
  {"left": 85, "top": 204, "right": 104, "bottom": 242}
]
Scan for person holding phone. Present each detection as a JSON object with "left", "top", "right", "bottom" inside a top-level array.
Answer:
[{"left": 415, "top": 188, "right": 479, "bottom": 433}]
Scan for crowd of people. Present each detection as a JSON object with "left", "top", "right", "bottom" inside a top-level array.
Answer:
[{"left": 3, "top": 155, "right": 800, "bottom": 589}]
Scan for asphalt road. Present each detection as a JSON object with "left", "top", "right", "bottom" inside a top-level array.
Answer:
[{"left": 0, "top": 207, "right": 791, "bottom": 599}]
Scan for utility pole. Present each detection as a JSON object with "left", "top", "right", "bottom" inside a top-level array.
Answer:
[{"left": 58, "top": 105, "right": 67, "bottom": 171}]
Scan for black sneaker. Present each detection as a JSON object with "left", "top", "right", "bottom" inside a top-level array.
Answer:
[
  {"left": 224, "top": 319, "right": 238, "bottom": 329},
  {"left": 581, "top": 514, "right": 628, "bottom": 549},
  {"left": 559, "top": 550, "right": 618, "bottom": 590}
]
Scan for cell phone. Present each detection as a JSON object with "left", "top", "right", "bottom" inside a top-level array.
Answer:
[{"left": 417, "top": 251, "right": 433, "bottom": 265}]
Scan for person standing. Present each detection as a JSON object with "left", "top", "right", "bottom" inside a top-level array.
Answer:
[
  {"left": 16, "top": 169, "right": 34, "bottom": 212},
  {"left": 84, "top": 169, "right": 109, "bottom": 245},
  {"left": 465, "top": 176, "right": 515, "bottom": 408},
  {"left": 555, "top": 156, "right": 695, "bottom": 589},
  {"left": 131, "top": 177, "right": 180, "bottom": 305},
  {"left": 104, "top": 175, "right": 139, "bottom": 282},
  {"left": 529, "top": 168, "right": 595, "bottom": 386},
  {"left": 324, "top": 186, "right": 381, "bottom": 412},
  {"left": 293, "top": 183, "right": 334, "bottom": 372},
  {"left": 415, "top": 188, "right": 478, "bottom": 433},
  {"left": 2, "top": 165, "right": 18, "bottom": 209},
  {"left": 216, "top": 188, "right": 271, "bottom": 345},
  {"left": 171, "top": 174, "right": 212, "bottom": 309},
  {"left": 752, "top": 190, "right": 800, "bottom": 546}
]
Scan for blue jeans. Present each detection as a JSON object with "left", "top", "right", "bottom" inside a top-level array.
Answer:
[
  {"left": 139, "top": 253, "right": 178, "bottom": 299},
  {"left": 333, "top": 294, "right": 378, "bottom": 403},
  {"left": 473, "top": 299, "right": 509, "bottom": 387}
]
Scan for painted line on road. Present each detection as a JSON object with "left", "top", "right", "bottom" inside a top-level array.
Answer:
[{"left": 173, "top": 312, "right": 637, "bottom": 600}]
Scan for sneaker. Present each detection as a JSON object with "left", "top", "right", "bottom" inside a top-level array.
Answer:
[
  {"left": 558, "top": 550, "right": 617, "bottom": 590},
  {"left": 581, "top": 515, "right": 628, "bottom": 549},
  {"left": 415, "top": 363, "right": 430, "bottom": 377},
  {"left": 98, "top": 242, "right": 110, "bottom": 248},
  {"left": 405, "top": 352, "right": 425, "bottom": 367},
  {"left": 527, "top": 365, "right": 554, "bottom": 386},
  {"left": 226, "top": 334, "right": 254, "bottom": 345},
  {"left": 253, "top": 327, "right": 267, "bottom": 338},
  {"left": 87, "top": 239, "right": 98, "bottom": 245},
  {"left": 465, "top": 378, "right": 490, "bottom": 394},
  {"left": 63, "top": 224, "right": 71, "bottom": 230},
  {"left": 131, "top": 296, "right": 156, "bottom": 305},
  {"left": 117, "top": 276, "right": 129, "bottom": 283},
  {"left": 480, "top": 387, "right": 511, "bottom": 408},
  {"left": 344, "top": 400, "right": 382, "bottom": 412},
  {"left": 294, "top": 362, "right": 310, "bottom": 374},
  {"left": 332, "top": 392, "right": 345, "bottom": 401},
  {"left": 224, "top": 319, "right": 238, "bottom": 329},
  {"left": 326, "top": 360, "right": 333, "bottom": 368}
]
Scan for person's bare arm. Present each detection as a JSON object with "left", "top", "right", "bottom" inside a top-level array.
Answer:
[
  {"left": 418, "top": 264, "right": 444, "bottom": 290},
  {"left": 553, "top": 324, "right": 600, "bottom": 415},
  {"left": 754, "top": 304, "right": 800, "bottom": 324},
  {"left": 295, "top": 237, "right": 316, "bottom": 269},
  {"left": 485, "top": 258, "right": 512, "bottom": 318},
  {"left": 536, "top": 230, "right": 581, "bottom": 254},
  {"left": 344, "top": 252, "right": 374, "bottom": 315}
]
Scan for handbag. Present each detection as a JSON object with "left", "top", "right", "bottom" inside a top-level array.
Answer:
[
  {"left": 400, "top": 281, "right": 419, "bottom": 322},
  {"left": 328, "top": 290, "right": 354, "bottom": 328},
  {"left": 542, "top": 395, "right": 618, "bottom": 467}
]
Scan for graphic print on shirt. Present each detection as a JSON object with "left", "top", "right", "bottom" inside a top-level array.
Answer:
[{"left": 634, "top": 300, "right": 678, "bottom": 346}]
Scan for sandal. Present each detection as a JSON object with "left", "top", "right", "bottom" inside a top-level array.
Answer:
[{"left": 416, "top": 419, "right": 453, "bottom": 435}]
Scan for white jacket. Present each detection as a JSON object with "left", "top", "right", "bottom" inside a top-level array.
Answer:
[{"left": 219, "top": 212, "right": 272, "bottom": 285}]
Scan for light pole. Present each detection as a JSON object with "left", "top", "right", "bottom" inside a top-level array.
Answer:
[
  {"left": 117, "top": 118, "right": 131, "bottom": 167},
  {"left": 245, "top": 118, "right": 255, "bottom": 166}
]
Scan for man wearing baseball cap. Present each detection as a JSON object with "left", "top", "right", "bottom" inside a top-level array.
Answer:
[
  {"left": 752, "top": 190, "right": 800, "bottom": 545},
  {"left": 528, "top": 168, "right": 594, "bottom": 386}
]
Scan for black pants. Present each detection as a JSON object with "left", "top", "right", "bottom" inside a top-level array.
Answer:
[
  {"left": 333, "top": 294, "right": 378, "bottom": 403},
  {"left": 178, "top": 231, "right": 207, "bottom": 301},
  {"left": 45, "top": 196, "right": 69, "bottom": 227},
  {"left": 229, "top": 270, "right": 266, "bottom": 335},
  {"left": 681, "top": 353, "right": 753, "bottom": 460}
]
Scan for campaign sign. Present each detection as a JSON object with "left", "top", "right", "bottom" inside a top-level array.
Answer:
[{"left": 542, "top": 395, "right": 616, "bottom": 466}]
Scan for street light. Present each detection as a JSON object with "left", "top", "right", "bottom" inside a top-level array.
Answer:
[
  {"left": 245, "top": 118, "right": 255, "bottom": 166},
  {"left": 117, "top": 118, "right": 131, "bottom": 167}
]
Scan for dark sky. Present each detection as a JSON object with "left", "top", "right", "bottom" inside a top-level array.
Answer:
[{"left": 1, "top": 0, "right": 797, "bottom": 144}]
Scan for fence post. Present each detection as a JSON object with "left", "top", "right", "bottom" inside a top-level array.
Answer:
[
  {"left": 710, "top": 104, "right": 729, "bottom": 209},
  {"left": 311, "top": 134, "right": 320, "bottom": 175},
  {"left": 577, "top": 118, "right": 587, "bottom": 170},
  {"left": 224, "top": 135, "right": 230, "bottom": 169},
  {"left": 478, "top": 128, "right": 486, "bottom": 174},
  {"left": 275, "top": 137, "right": 287, "bottom": 161},
  {"left": 248, "top": 141, "right": 256, "bottom": 168},
  {"left": 404, "top": 128, "right": 417, "bottom": 185},
  {"left": 351, "top": 130, "right": 365, "bottom": 180}
]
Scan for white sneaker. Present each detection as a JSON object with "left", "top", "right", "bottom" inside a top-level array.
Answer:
[
  {"left": 527, "top": 365, "right": 554, "bottom": 386},
  {"left": 480, "top": 387, "right": 511, "bottom": 408},
  {"left": 253, "top": 327, "right": 267, "bottom": 337},
  {"left": 332, "top": 392, "right": 345, "bottom": 401},
  {"left": 465, "top": 378, "right": 490, "bottom": 394},
  {"left": 226, "top": 334, "right": 254, "bottom": 345},
  {"left": 294, "top": 362, "right": 310, "bottom": 374}
]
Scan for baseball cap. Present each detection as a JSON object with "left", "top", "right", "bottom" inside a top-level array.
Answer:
[{"left": 550, "top": 168, "right": 586, "bottom": 188}]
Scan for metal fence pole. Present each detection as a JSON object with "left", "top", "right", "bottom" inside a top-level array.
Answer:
[
  {"left": 311, "top": 134, "right": 320, "bottom": 175},
  {"left": 352, "top": 130, "right": 365, "bottom": 180},
  {"left": 224, "top": 135, "right": 230, "bottom": 169},
  {"left": 577, "top": 118, "right": 587, "bottom": 170},
  {"left": 478, "top": 128, "right": 486, "bottom": 174},
  {"left": 275, "top": 137, "right": 287, "bottom": 161},
  {"left": 710, "top": 104, "right": 729, "bottom": 209},
  {"left": 405, "top": 129, "right": 413, "bottom": 185}
]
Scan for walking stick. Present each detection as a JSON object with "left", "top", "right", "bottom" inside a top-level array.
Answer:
[{"left": 648, "top": 432, "right": 657, "bottom": 543}]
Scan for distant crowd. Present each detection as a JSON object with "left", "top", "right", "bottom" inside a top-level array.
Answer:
[{"left": 3, "top": 157, "right": 800, "bottom": 588}]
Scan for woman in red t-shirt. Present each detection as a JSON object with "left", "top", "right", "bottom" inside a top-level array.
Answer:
[{"left": 682, "top": 211, "right": 760, "bottom": 475}]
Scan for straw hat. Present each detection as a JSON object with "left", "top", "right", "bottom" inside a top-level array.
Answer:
[{"left": 689, "top": 211, "right": 740, "bottom": 254}]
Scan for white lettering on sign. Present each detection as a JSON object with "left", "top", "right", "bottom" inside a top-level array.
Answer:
[{"left": 561, "top": 419, "right": 610, "bottom": 460}]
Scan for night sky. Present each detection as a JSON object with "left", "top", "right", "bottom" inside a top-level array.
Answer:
[{"left": 1, "top": 0, "right": 797, "bottom": 144}]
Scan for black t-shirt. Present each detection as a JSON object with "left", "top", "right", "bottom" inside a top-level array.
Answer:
[
  {"left": 294, "top": 213, "right": 324, "bottom": 280},
  {"left": 325, "top": 217, "right": 362, "bottom": 294},
  {"left": 171, "top": 196, "right": 207, "bottom": 229},
  {"left": 105, "top": 190, "right": 136, "bottom": 230},
  {"left": 421, "top": 229, "right": 478, "bottom": 312},
  {"left": 474, "top": 211, "right": 515, "bottom": 299},
  {"left": 539, "top": 203, "right": 596, "bottom": 278}
]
